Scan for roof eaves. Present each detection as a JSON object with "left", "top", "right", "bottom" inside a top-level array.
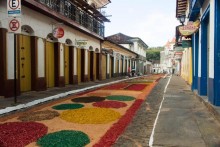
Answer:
[{"left": 104, "top": 38, "right": 139, "bottom": 56}]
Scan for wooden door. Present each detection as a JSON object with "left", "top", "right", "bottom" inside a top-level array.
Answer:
[
  {"left": 19, "top": 35, "right": 31, "bottom": 92},
  {"left": 46, "top": 41, "right": 55, "bottom": 88},
  {"left": 64, "top": 45, "right": 70, "bottom": 85}
]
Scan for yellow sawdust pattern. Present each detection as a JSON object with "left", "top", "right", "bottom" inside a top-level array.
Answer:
[{"left": 60, "top": 108, "right": 121, "bottom": 124}]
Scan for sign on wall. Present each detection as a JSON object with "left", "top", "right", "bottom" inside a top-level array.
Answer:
[
  {"left": 52, "top": 27, "right": 64, "bottom": 38},
  {"left": 8, "top": 17, "right": 21, "bottom": 33},
  {"left": 7, "top": 0, "right": 21, "bottom": 17},
  {"left": 75, "top": 39, "right": 88, "bottom": 48},
  {"left": 182, "top": 40, "right": 192, "bottom": 48},
  {"left": 179, "top": 20, "right": 200, "bottom": 36}
]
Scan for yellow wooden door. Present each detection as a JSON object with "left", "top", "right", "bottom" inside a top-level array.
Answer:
[
  {"left": 116, "top": 59, "right": 119, "bottom": 74},
  {"left": 109, "top": 57, "right": 112, "bottom": 78},
  {"left": 94, "top": 53, "right": 96, "bottom": 80},
  {"left": 77, "top": 48, "right": 81, "bottom": 83},
  {"left": 101, "top": 54, "right": 106, "bottom": 80},
  {"left": 46, "top": 41, "right": 55, "bottom": 88},
  {"left": 120, "top": 59, "right": 123, "bottom": 75},
  {"left": 88, "top": 51, "right": 90, "bottom": 81},
  {"left": 19, "top": 35, "right": 31, "bottom": 92},
  {"left": 64, "top": 45, "right": 69, "bottom": 85}
]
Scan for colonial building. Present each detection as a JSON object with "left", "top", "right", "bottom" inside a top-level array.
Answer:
[
  {"left": 101, "top": 39, "right": 138, "bottom": 79},
  {"left": 0, "top": 0, "right": 110, "bottom": 97},
  {"left": 160, "top": 38, "right": 175, "bottom": 74},
  {"left": 106, "top": 33, "right": 149, "bottom": 75},
  {"left": 176, "top": 0, "right": 220, "bottom": 106}
]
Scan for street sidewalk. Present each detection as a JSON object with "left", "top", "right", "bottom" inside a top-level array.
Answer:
[{"left": 152, "top": 75, "right": 220, "bottom": 147}]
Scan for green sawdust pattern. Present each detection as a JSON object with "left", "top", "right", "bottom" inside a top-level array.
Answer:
[
  {"left": 60, "top": 108, "right": 121, "bottom": 124},
  {"left": 52, "top": 104, "right": 84, "bottom": 110},
  {"left": 107, "top": 95, "right": 135, "bottom": 101},
  {"left": 37, "top": 130, "right": 90, "bottom": 147}
]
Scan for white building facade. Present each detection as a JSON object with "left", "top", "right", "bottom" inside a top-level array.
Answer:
[
  {"left": 106, "top": 33, "right": 149, "bottom": 75},
  {"left": 0, "top": 0, "right": 110, "bottom": 97}
]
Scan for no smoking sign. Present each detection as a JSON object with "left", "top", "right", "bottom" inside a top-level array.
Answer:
[{"left": 8, "top": 18, "right": 21, "bottom": 33}]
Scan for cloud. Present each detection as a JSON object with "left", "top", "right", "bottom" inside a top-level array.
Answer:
[
  {"left": 105, "top": 0, "right": 179, "bottom": 47},
  {"left": 125, "top": 12, "right": 179, "bottom": 47}
]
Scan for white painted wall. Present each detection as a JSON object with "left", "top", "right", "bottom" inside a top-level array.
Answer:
[
  {"left": 118, "top": 58, "right": 121, "bottom": 73},
  {"left": 85, "top": 50, "right": 88, "bottom": 75},
  {"left": 107, "top": 54, "right": 109, "bottom": 74},
  {"left": 74, "top": 48, "right": 77, "bottom": 75},
  {"left": 37, "top": 38, "right": 45, "bottom": 77},
  {"left": 60, "top": 44, "right": 64, "bottom": 76},
  {"left": 20, "top": 6, "right": 101, "bottom": 49},
  {"left": 209, "top": 0, "right": 215, "bottom": 78},
  {"left": 134, "top": 42, "right": 138, "bottom": 53},
  {"left": 198, "top": 23, "right": 202, "bottom": 77},
  {"left": 0, "top": 1, "right": 8, "bottom": 29},
  {"left": 1, "top": 1, "right": 102, "bottom": 80},
  {"left": 126, "top": 58, "right": 129, "bottom": 72},
  {"left": 123, "top": 56, "right": 125, "bottom": 73},
  {"left": 7, "top": 33, "right": 15, "bottom": 79},
  {"left": 113, "top": 52, "right": 116, "bottom": 73}
]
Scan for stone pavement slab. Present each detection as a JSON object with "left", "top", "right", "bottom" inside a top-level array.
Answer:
[{"left": 153, "top": 75, "right": 220, "bottom": 147}]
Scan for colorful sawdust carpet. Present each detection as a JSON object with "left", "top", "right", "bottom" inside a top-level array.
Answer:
[
  {"left": 18, "top": 110, "right": 59, "bottom": 122},
  {"left": 60, "top": 108, "right": 121, "bottom": 124},
  {"left": 37, "top": 130, "right": 90, "bottom": 147},
  {"left": 52, "top": 103, "right": 84, "bottom": 110},
  {"left": 71, "top": 96, "right": 105, "bottom": 103},
  {"left": 107, "top": 95, "right": 135, "bottom": 101},
  {"left": 125, "top": 84, "right": 147, "bottom": 91},
  {"left": 93, "top": 101, "right": 127, "bottom": 108},
  {"left": 0, "top": 122, "right": 48, "bottom": 147},
  {"left": 102, "top": 83, "right": 130, "bottom": 90}
]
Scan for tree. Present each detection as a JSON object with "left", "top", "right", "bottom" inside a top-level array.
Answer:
[{"left": 146, "top": 47, "right": 164, "bottom": 62}]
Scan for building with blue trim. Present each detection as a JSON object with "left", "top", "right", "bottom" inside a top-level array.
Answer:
[{"left": 176, "top": 0, "right": 220, "bottom": 106}]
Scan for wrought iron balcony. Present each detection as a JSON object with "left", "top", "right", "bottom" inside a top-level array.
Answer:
[{"left": 35, "top": 0, "right": 105, "bottom": 37}]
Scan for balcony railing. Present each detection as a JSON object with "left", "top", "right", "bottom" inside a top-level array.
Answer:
[{"left": 37, "top": 0, "right": 105, "bottom": 37}]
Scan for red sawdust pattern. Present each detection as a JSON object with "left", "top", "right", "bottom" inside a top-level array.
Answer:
[
  {"left": 102, "top": 83, "right": 130, "bottom": 90},
  {"left": 93, "top": 101, "right": 127, "bottom": 108},
  {"left": 125, "top": 84, "right": 147, "bottom": 91},
  {"left": 93, "top": 99, "right": 144, "bottom": 147},
  {"left": 0, "top": 122, "right": 48, "bottom": 147}
]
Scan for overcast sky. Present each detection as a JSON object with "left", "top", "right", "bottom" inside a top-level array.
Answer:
[{"left": 104, "top": 0, "right": 180, "bottom": 47}]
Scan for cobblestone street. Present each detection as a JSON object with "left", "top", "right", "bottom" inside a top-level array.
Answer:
[
  {"left": 1, "top": 75, "right": 220, "bottom": 147},
  {"left": 113, "top": 75, "right": 168, "bottom": 147}
]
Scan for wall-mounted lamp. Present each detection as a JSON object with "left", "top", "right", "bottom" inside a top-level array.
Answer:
[{"left": 178, "top": 15, "right": 186, "bottom": 25}]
